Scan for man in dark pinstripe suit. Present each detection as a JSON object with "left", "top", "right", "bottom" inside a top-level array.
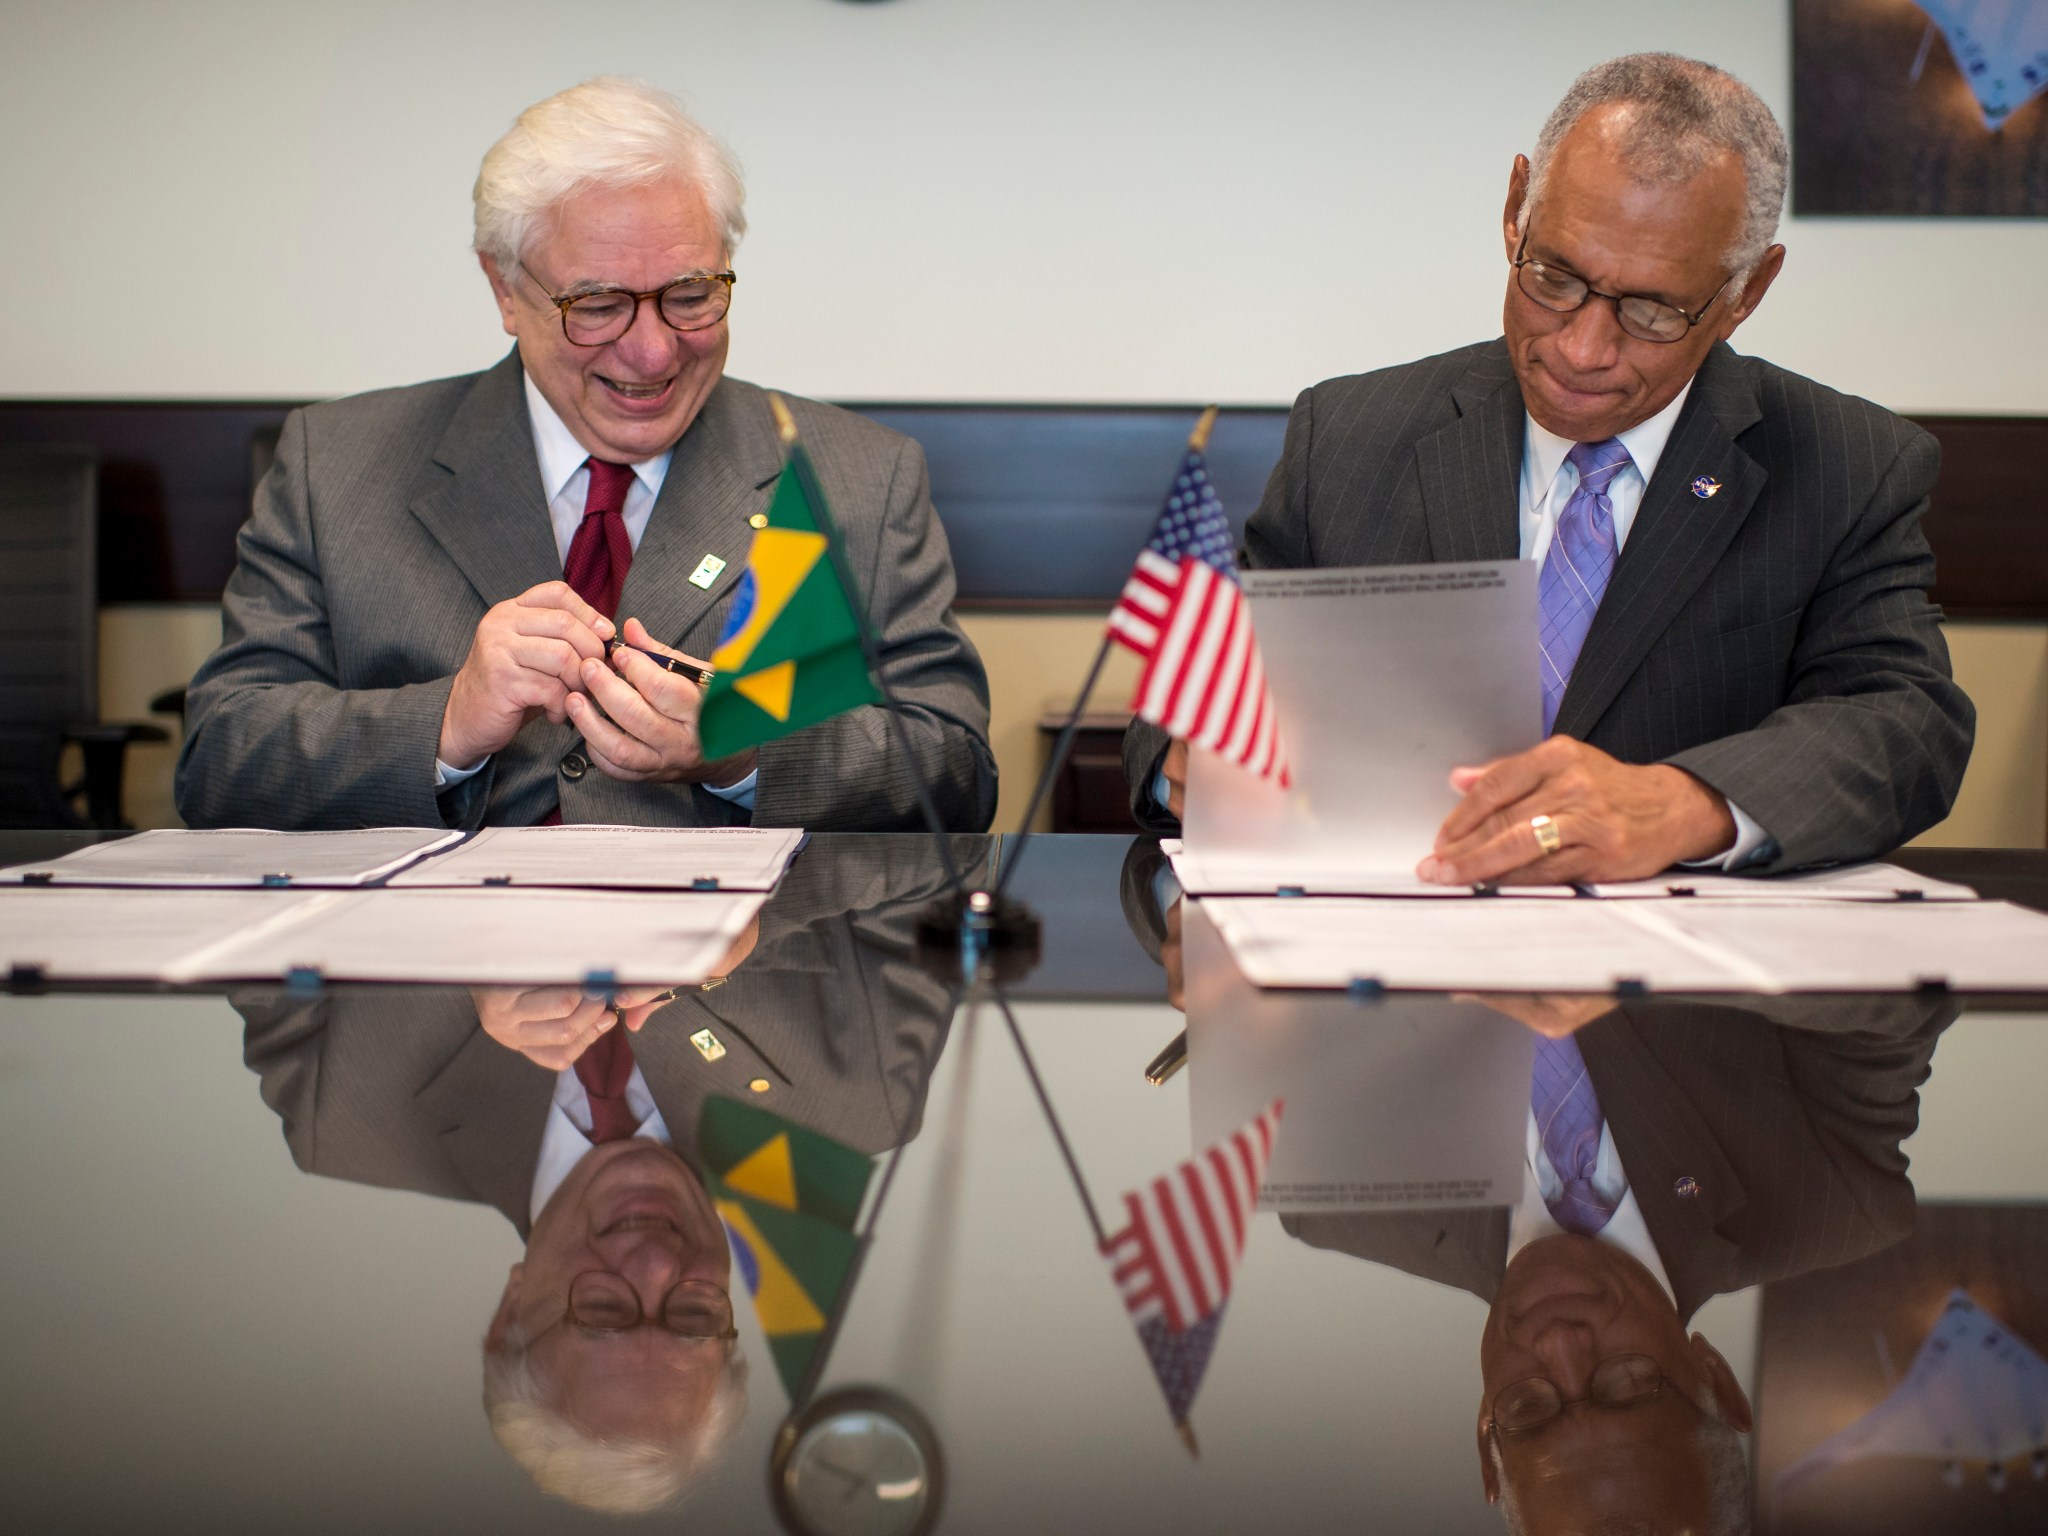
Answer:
[{"left": 1129, "top": 54, "right": 1973, "bottom": 881}]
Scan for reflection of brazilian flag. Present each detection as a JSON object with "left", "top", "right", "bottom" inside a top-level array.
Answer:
[
  {"left": 698, "top": 431, "right": 881, "bottom": 760},
  {"left": 702, "top": 1095, "right": 876, "bottom": 1398}
]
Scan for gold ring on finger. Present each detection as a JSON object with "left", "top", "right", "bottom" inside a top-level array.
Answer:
[{"left": 1529, "top": 813, "right": 1563, "bottom": 857}]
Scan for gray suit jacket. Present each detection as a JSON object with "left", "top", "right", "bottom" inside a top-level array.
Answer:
[
  {"left": 1126, "top": 341, "right": 1974, "bottom": 871},
  {"left": 1282, "top": 995, "right": 1954, "bottom": 1324},
  {"left": 239, "top": 835, "right": 979, "bottom": 1238},
  {"left": 178, "top": 351, "right": 996, "bottom": 832}
]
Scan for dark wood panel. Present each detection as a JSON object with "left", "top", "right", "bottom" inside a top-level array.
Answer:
[
  {"left": 2, "top": 398, "right": 2043, "bottom": 618},
  {"left": 1916, "top": 416, "right": 2048, "bottom": 621}
]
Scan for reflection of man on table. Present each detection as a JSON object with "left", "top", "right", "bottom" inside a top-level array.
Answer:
[
  {"left": 1128, "top": 52, "right": 1972, "bottom": 883},
  {"left": 178, "top": 76, "right": 994, "bottom": 833},
  {"left": 1283, "top": 993, "right": 1953, "bottom": 1533},
  {"left": 237, "top": 839, "right": 970, "bottom": 1511}
]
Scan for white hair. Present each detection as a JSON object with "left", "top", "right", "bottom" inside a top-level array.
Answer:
[
  {"left": 473, "top": 76, "right": 747, "bottom": 270},
  {"left": 482, "top": 1328, "right": 749, "bottom": 1515},
  {"left": 1521, "top": 53, "right": 1788, "bottom": 292},
  {"left": 1490, "top": 1384, "right": 1751, "bottom": 1536}
]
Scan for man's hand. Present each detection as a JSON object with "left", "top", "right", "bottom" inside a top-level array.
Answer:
[
  {"left": 440, "top": 581, "right": 613, "bottom": 770},
  {"left": 473, "top": 983, "right": 680, "bottom": 1071},
  {"left": 566, "top": 617, "right": 759, "bottom": 787},
  {"left": 1417, "top": 737, "right": 1736, "bottom": 886},
  {"left": 1161, "top": 739, "right": 1188, "bottom": 821},
  {"left": 1458, "top": 992, "right": 1620, "bottom": 1038}
]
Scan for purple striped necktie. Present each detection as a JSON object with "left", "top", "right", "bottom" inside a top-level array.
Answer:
[
  {"left": 1538, "top": 438, "right": 1632, "bottom": 734},
  {"left": 1531, "top": 1032, "right": 1619, "bottom": 1236}
]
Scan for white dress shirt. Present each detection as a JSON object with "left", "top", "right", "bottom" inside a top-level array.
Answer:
[
  {"left": 1520, "top": 383, "right": 1767, "bottom": 870},
  {"left": 435, "top": 373, "right": 758, "bottom": 808},
  {"left": 1506, "top": 1105, "right": 1676, "bottom": 1308},
  {"left": 529, "top": 1057, "right": 674, "bottom": 1224}
]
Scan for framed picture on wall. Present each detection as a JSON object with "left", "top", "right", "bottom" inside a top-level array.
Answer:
[
  {"left": 1753, "top": 1203, "right": 2048, "bottom": 1534},
  {"left": 1792, "top": 0, "right": 2048, "bottom": 215}
]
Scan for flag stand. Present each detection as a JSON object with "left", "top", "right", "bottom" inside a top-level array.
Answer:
[
  {"left": 760, "top": 393, "right": 1051, "bottom": 972},
  {"left": 991, "top": 406, "right": 1220, "bottom": 904}
]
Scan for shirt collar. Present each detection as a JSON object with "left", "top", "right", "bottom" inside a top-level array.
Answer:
[
  {"left": 1523, "top": 375, "right": 1696, "bottom": 494},
  {"left": 522, "top": 370, "right": 673, "bottom": 505}
]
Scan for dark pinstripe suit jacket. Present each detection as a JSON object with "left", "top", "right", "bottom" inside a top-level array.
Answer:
[
  {"left": 1126, "top": 340, "right": 1974, "bottom": 870},
  {"left": 178, "top": 350, "right": 996, "bottom": 833},
  {"left": 238, "top": 836, "right": 976, "bottom": 1238},
  {"left": 1281, "top": 996, "right": 1954, "bottom": 1324}
]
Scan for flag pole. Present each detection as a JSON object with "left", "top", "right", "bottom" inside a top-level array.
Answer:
[
  {"left": 993, "top": 987, "right": 1105, "bottom": 1247},
  {"left": 991, "top": 406, "right": 1220, "bottom": 903},
  {"left": 766, "top": 393, "right": 967, "bottom": 897},
  {"left": 998, "top": 987, "right": 1204, "bottom": 1459},
  {"left": 780, "top": 980, "right": 963, "bottom": 1415}
]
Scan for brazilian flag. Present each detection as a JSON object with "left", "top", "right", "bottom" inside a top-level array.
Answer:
[
  {"left": 698, "top": 411, "right": 881, "bottom": 760},
  {"left": 701, "top": 1095, "right": 876, "bottom": 1398}
]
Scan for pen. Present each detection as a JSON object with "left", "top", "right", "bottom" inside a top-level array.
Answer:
[
  {"left": 1144, "top": 1030, "right": 1189, "bottom": 1086},
  {"left": 604, "top": 636, "right": 714, "bottom": 687}
]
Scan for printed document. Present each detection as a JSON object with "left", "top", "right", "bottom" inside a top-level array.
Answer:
[
  {"left": 1199, "top": 893, "right": 2048, "bottom": 993},
  {"left": 0, "top": 827, "right": 462, "bottom": 888},
  {"left": 385, "top": 824, "right": 804, "bottom": 891},
  {"left": 169, "top": 887, "right": 768, "bottom": 985},
  {"left": 1579, "top": 862, "right": 1979, "bottom": 902},
  {"left": 0, "top": 888, "right": 324, "bottom": 980}
]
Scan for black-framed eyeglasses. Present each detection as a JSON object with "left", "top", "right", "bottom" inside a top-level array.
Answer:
[
  {"left": 1484, "top": 1353, "right": 1688, "bottom": 1438},
  {"left": 524, "top": 267, "right": 737, "bottom": 347},
  {"left": 546, "top": 1273, "right": 738, "bottom": 1341},
  {"left": 1512, "top": 228, "right": 1729, "bottom": 345}
]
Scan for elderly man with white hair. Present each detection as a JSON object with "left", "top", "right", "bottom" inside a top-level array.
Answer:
[{"left": 179, "top": 76, "right": 995, "bottom": 833}]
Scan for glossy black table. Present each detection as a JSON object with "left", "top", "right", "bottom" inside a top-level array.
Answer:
[{"left": 2, "top": 833, "right": 2044, "bottom": 1535}]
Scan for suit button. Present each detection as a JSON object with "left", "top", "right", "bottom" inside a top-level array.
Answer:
[
  {"left": 1673, "top": 1175, "right": 1701, "bottom": 1199},
  {"left": 560, "top": 751, "right": 589, "bottom": 780}
]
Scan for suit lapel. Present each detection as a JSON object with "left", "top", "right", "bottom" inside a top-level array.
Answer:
[
  {"left": 1552, "top": 345, "right": 1767, "bottom": 740},
  {"left": 409, "top": 350, "right": 564, "bottom": 609},
  {"left": 415, "top": 1025, "right": 555, "bottom": 1236},
  {"left": 616, "top": 379, "right": 784, "bottom": 657},
  {"left": 1415, "top": 344, "right": 1524, "bottom": 564},
  {"left": 1580, "top": 1010, "right": 1745, "bottom": 1322}
]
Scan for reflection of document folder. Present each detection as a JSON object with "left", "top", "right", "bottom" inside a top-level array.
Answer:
[
  {"left": 1178, "top": 560, "right": 1539, "bottom": 896},
  {"left": 1183, "top": 905, "right": 1530, "bottom": 1212}
]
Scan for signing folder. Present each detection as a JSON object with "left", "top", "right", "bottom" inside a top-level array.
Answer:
[{"left": 1176, "top": 561, "right": 1542, "bottom": 896}]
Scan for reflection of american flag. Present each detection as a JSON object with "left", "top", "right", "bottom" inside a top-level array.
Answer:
[
  {"left": 1099, "top": 1100, "right": 1283, "bottom": 1425},
  {"left": 1108, "top": 449, "right": 1286, "bottom": 781}
]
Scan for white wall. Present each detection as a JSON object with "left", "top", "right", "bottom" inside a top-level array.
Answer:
[{"left": 3, "top": 0, "right": 2044, "bottom": 413}]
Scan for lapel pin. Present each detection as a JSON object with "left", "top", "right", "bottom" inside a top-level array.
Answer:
[
  {"left": 1691, "top": 476, "right": 1722, "bottom": 499},
  {"left": 689, "top": 1027, "right": 727, "bottom": 1062},
  {"left": 688, "top": 553, "right": 728, "bottom": 589},
  {"left": 748, "top": 512, "right": 769, "bottom": 530}
]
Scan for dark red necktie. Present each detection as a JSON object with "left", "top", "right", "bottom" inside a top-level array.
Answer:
[
  {"left": 572, "top": 1025, "right": 642, "bottom": 1143},
  {"left": 562, "top": 458, "right": 636, "bottom": 619},
  {"left": 542, "top": 459, "right": 636, "bottom": 827}
]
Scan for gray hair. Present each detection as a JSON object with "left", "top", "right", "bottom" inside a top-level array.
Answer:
[
  {"left": 1520, "top": 53, "right": 1787, "bottom": 291},
  {"left": 1490, "top": 1384, "right": 1751, "bottom": 1536},
  {"left": 473, "top": 76, "right": 747, "bottom": 270},
  {"left": 482, "top": 1327, "right": 749, "bottom": 1514}
]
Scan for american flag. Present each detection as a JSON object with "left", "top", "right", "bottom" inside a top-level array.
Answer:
[
  {"left": 1100, "top": 1099, "right": 1284, "bottom": 1432},
  {"left": 1108, "top": 446, "right": 1287, "bottom": 782}
]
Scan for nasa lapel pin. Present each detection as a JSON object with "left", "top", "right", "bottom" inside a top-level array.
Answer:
[
  {"left": 688, "top": 553, "right": 728, "bottom": 589},
  {"left": 1691, "top": 475, "right": 1722, "bottom": 499}
]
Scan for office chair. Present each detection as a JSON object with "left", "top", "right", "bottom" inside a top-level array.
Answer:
[{"left": 0, "top": 444, "right": 167, "bottom": 828}]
